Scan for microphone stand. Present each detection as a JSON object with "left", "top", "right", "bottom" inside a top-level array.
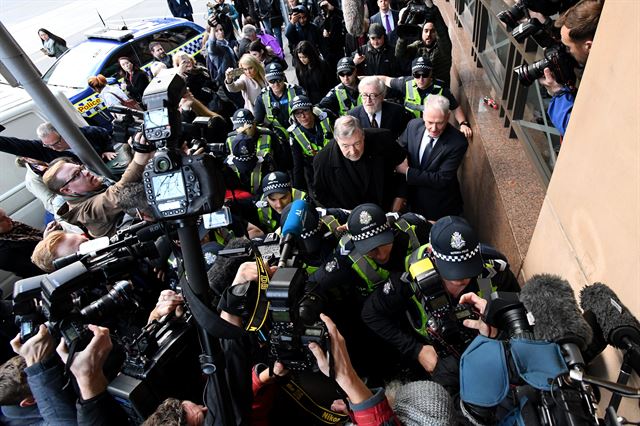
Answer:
[{"left": 605, "top": 351, "right": 636, "bottom": 421}]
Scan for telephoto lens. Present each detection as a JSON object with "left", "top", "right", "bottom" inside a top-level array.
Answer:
[
  {"left": 497, "top": 2, "right": 527, "bottom": 30},
  {"left": 80, "top": 280, "right": 135, "bottom": 322},
  {"left": 514, "top": 57, "right": 549, "bottom": 86}
]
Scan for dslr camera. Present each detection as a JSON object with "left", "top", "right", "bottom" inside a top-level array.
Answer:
[
  {"left": 405, "top": 257, "right": 478, "bottom": 357},
  {"left": 514, "top": 43, "right": 577, "bottom": 87},
  {"left": 267, "top": 267, "right": 329, "bottom": 372},
  {"left": 139, "top": 71, "right": 225, "bottom": 220}
]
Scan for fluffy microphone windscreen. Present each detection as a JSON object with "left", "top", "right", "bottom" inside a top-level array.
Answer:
[
  {"left": 520, "top": 273, "right": 593, "bottom": 351},
  {"left": 580, "top": 282, "right": 640, "bottom": 349},
  {"left": 342, "top": 0, "right": 365, "bottom": 36}
]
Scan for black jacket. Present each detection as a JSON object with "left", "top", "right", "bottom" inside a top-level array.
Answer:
[
  {"left": 313, "top": 128, "right": 406, "bottom": 210},
  {"left": 352, "top": 42, "right": 400, "bottom": 77},
  {"left": 348, "top": 101, "right": 411, "bottom": 141},
  {"left": 397, "top": 120, "right": 467, "bottom": 220},
  {"left": 123, "top": 70, "right": 150, "bottom": 103}
]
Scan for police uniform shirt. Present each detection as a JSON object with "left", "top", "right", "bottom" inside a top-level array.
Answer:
[{"left": 388, "top": 76, "right": 459, "bottom": 110}]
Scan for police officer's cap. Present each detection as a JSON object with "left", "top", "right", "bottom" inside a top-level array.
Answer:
[
  {"left": 411, "top": 56, "right": 433, "bottom": 74},
  {"left": 265, "top": 63, "right": 286, "bottom": 83},
  {"left": 230, "top": 133, "right": 257, "bottom": 173},
  {"left": 429, "top": 216, "right": 482, "bottom": 281},
  {"left": 336, "top": 57, "right": 356, "bottom": 74},
  {"left": 347, "top": 203, "right": 394, "bottom": 255},
  {"left": 290, "top": 95, "right": 313, "bottom": 113},
  {"left": 262, "top": 171, "right": 291, "bottom": 196},
  {"left": 231, "top": 108, "right": 256, "bottom": 129}
]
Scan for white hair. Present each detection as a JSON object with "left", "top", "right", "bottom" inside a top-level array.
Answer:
[
  {"left": 358, "top": 76, "right": 387, "bottom": 97},
  {"left": 424, "top": 94, "right": 450, "bottom": 115},
  {"left": 334, "top": 115, "right": 363, "bottom": 141},
  {"left": 36, "top": 122, "right": 58, "bottom": 140},
  {"left": 242, "top": 24, "right": 257, "bottom": 37}
]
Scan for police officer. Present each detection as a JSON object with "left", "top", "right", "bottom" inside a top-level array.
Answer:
[
  {"left": 379, "top": 57, "right": 472, "bottom": 139},
  {"left": 255, "top": 171, "right": 307, "bottom": 233},
  {"left": 318, "top": 57, "right": 361, "bottom": 118},
  {"left": 361, "top": 216, "right": 520, "bottom": 392},
  {"left": 340, "top": 203, "right": 430, "bottom": 296},
  {"left": 226, "top": 108, "right": 290, "bottom": 171},
  {"left": 288, "top": 95, "right": 333, "bottom": 192},
  {"left": 253, "top": 62, "right": 306, "bottom": 169},
  {"left": 224, "top": 133, "right": 277, "bottom": 196}
]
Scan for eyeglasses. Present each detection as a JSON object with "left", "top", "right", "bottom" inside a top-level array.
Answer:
[
  {"left": 361, "top": 93, "right": 382, "bottom": 100},
  {"left": 59, "top": 165, "right": 85, "bottom": 191},
  {"left": 338, "top": 71, "right": 354, "bottom": 77},
  {"left": 269, "top": 79, "right": 284, "bottom": 84},
  {"left": 42, "top": 134, "right": 64, "bottom": 148},
  {"left": 293, "top": 109, "right": 310, "bottom": 116},
  {"left": 413, "top": 72, "right": 431, "bottom": 79}
]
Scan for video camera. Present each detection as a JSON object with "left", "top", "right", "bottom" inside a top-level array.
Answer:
[
  {"left": 138, "top": 71, "right": 226, "bottom": 220},
  {"left": 405, "top": 257, "right": 478, "bottom": 358},
  {"left": 397, "top": 0, "right": 433, "bottom": 40},
  {"left": 514, "top": 43, "right": 577, "bottom": 87},
  {"left": 463, "top": 291, "right": 601, "bottom": 426}
]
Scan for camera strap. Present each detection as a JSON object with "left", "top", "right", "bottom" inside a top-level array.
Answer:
[
  {"left": 245, "top": 252, "right": 271, "bottom": 332},
  {"left": 281, "top": 378, "right": 349, "bottom": 424}
]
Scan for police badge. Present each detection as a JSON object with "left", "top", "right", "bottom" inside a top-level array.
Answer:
[
  {"left": 359, "top": 210, "right": 372, "bottom": 225},
  {"left": 450, "top": 231, "right": 466, "bottom": 250}
]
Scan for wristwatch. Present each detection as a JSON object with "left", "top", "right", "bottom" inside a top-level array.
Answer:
[{"left": 459, "top": 121, "right": 470, "bottom": 127}]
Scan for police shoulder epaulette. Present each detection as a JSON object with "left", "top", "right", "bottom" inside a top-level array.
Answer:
[
  {"left": 287, "top": 123, "right": 296, "bottom": 132},
  {"left": 255, "top": 200, "right": 268, "bottom": 208}
]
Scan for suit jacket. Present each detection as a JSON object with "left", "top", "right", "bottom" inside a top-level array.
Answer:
[
  {"left": 370, "top": 9, "right": 400, "bottom": 46},
  {"left": 348, "top": 101, "right": 411, "bottom": 141},
  {"left": 397, "top": 119, "right": 468, "bottom": 220},
  {"left": 313, "top": 128, "right": 406, "bottom": 210}
]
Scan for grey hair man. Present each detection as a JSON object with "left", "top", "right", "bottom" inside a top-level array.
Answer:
[
  {"left": 395, "top": 93, "right": 468, "bottom": 220},
  {"left": 313, "top": 115, "right": 407, "bottom": 210}
]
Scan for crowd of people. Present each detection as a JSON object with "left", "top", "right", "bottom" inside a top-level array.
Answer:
[{"left": 0, "top": 0, "right": 604, "bottom": 424}]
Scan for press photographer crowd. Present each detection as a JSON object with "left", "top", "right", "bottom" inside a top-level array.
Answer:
[{"left": 1, "top": 0, "right": 634, "bottom": 425}]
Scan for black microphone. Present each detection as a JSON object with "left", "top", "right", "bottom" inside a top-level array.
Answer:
[
  {"left": 520, "top": 273, "right": 593, "bottom": 352},
  {"left": 277, "top": 200, "right": 306, "bottom": 269},
  {"left": 135, "top": 222, "right": 165, "bottom": 242},
  {"left": 580, "top": 283, "right": 640, "bottom": 373}
]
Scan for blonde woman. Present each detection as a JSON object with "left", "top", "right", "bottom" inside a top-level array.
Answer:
[{"left": 224, "top": 54, "right": 267, "bottom": 110}]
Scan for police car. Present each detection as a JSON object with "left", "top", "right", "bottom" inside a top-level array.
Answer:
[{"left": 42, "top": 18, "right": 205, "bottom": 124}]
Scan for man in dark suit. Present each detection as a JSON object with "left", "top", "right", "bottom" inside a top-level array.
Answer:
[
  {"left": 395, "top": 94, "right": 468, "bottom": 220},
  {"left": 348, "top": 76, "right": 411, "bottom": 141},
  {"left": 313, "top": 115, "right": 406, "bottom": 211},
  {"left": 167, "top": 0, "right": 194, "bottom": 21},
  {"left": 370, "top": 0, "right": 400, "bottom": 46}
]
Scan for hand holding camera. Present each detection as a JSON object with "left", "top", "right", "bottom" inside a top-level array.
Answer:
[{"left": 11, "top": 324, "right": 56, "bottom": 367}]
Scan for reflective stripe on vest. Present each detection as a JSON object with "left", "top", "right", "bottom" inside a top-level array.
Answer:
[
  {"left": 335, "top": 87, "right": 361, "bottom": 116},
  {"left": 339, "top": 235, "right": 389, "bottom": 293},
  {"left": 228, "top": 158, "right": 263, "bottom": 194},
  {"left": 320, "top": 215, "right": 341, "bottom": 238},
  {"left": 404, "top": 80, "right": 445, "bottom": 118},
  {"left": 394, "top": 218, "right": 421, "bottom": 253},
  {"left": 291, "top": 118, "right": 332, "bottom": 157},
  {"left": 263, "top": 86, "right": 296, "bottom": 125}
]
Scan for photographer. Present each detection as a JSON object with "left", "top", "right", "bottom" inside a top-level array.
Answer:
[
  {"left": 42, "top": 133, "right": 155, "bottom": 238},
  {"left": 538, "top": 0, "right": 602, "bottom": 136},
  {"left": 284, "top": 5, "right": 321, "bottom": 60},
  {"left": 361, "top": 216, "right": 519, "bottom": 394},
  {"left": 395, "top": 0, "right": 452, "bottom": 86},
  {"left": 313, "top": 0, "right": 346, "bottom": 69},
  {"left": 31, "top": 230, "right": 89, "bottom": 272}
]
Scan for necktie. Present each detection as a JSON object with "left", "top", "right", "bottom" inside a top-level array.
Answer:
[
  {"left": 420, "top": 137, "right": 434, "bottom": 164},
  {"left": 384, "top": 14, "right": 392, "bottom": 33},
  {"left": 370, "top": 115, "right": 378, "bottom": 128}
]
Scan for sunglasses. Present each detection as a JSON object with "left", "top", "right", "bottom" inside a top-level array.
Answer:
[
  {"left": 338, "top": 70, "right": 354, "bottom": 77},
  {"left": 413, "top": 72, "right": 431, "bottom": 79},
  {"left": 269, "top": 78, "right": 284, "bottom": 84}
]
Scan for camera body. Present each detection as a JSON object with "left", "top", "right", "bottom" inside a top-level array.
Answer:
[
  {"left": 514, "top": 44, "right": 577, "bottom": 87},
  {"left": 140, "top": 71, "right": 226, "bottom": 221},
  {"left": 266, "top": 267, "right": 329, "bottom": 371},
  {"left": 407, "top": 257, "right": 478, "bottom": 357}
]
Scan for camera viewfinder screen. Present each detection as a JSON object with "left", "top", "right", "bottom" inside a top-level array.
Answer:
[
  {"left": 144, "top": 108, "right": 169, "bottom": 129},
  {"left": 152, "top": 172, "right": 186, "bottom": 202},
  {"left": 428, "top": 295, "right": 449, "bottom": 311}
]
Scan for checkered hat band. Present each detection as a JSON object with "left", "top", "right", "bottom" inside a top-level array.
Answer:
[
  {"left": 301, "top": 222, "right": 323, "bottom": 239},
  {"left": 234, "top": 155, "right": 255, "bottom": 162},
  {"left": 267, "top": 71, "right": 285, "bottom": 79},
  {"left": 263, "top": 182, "right": 290, "bottom": 192},
  {"left": 293, "top": 101, "right": 313, "bottom": 110},
  {"left": 352, "top": 223, "right": 390, "bottom": 241},
  {"left": 232, "top": 118, "right": 254, "bottom": 125},
  {"left": 431, "top": 244, "right": 480, "bottom": 262}
]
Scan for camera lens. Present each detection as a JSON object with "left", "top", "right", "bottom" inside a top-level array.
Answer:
[
  {"left": 514, "top": 57, "right": 549, "bottom": 86},
  {"left": 80, "top": 280, "right": 134, "bottom": 322},
  {"left": 497, "top": 3, "right": 526, "bottom": 30},
  {"left": 511, "top": 19, "right": 541, "bottom": 43}
]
